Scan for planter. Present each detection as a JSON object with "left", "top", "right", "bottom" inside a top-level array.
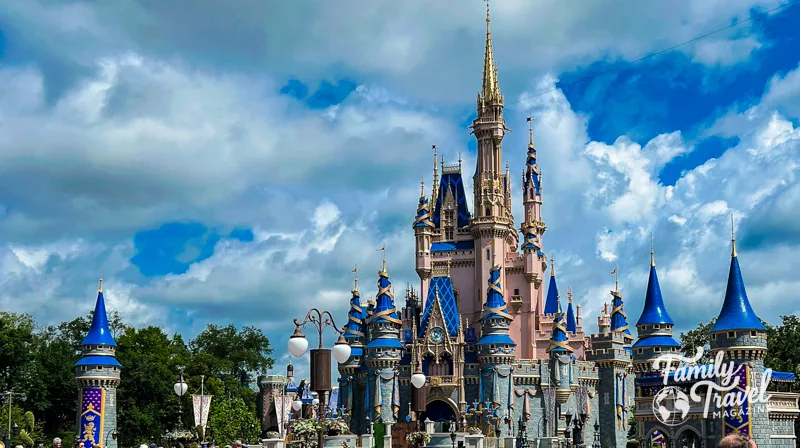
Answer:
[{"left": 323, "top": 434, "right": 357, "bottom": 448}]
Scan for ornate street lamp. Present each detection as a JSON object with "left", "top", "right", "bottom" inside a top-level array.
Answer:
[
  {"left": 592, "top": 420, "right": 601, "bottom": 448},
  {"left": 287, "top": 308, "right": 350, "bottom": 448},
  {"left": 173, "top": 373, "right": 189, "bottom": 428}
]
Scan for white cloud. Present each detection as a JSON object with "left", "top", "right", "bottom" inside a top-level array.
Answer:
[{"left": 691, "top": 37, "right": 763, "bottom": 67}]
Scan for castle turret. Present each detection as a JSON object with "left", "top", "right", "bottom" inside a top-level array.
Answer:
[
  {"left": 521, "top": 118, "right": 546, "bottom": 291},
  {"left": 75, "top": 275, "right": 120, "bottom": 448},
  {"left": 543, "top": 254, "right": 560, "bottom": 315},
  {"left": 565, "top": 287, "right": 577, "bottom": 334},
  {"left": 607, "top": 272, "right": 634, "bottom": 353},
  {"left": 339, "top": 268, "right": 366, "bottom": 426},
  {"left": 365, "top": 256, "right": 402, "bottom": 426},
  {"left": 586, "top": 272, "right": 633, "bottom": 448},
  {"left": 413, "top": 177, "right": 435, "bottom": 286},
  {"left": 708, "top": 216, "right": 769, "bottom": 445},
  {"left": 632, "top": 244, "right": 679, "bottom": 372}
]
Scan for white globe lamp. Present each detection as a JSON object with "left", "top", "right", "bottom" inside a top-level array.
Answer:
[
  {"left": 312, "top": 398, "right": 320, "bottom": 406},
  {"left": 288, "top": 326, "right": 309, "bottom": 358},
  {"left": 411, "top": 372, "right": 426, "bottom": 389},
  {"left": 332, "top": 334, "right": 352, "bottom": 364},
  {"left": 173, "top": 378, "right": 188, "bottom": 396},
  {"left": 292, "top": 400, "right": 303, "bottom": 411}
]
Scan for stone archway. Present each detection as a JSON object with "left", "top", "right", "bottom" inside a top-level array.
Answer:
[
  {"left": 674, "top": 426, "right": 702, "bottom": 448},
  {"left": 646, "top": 426, "right": 672, "bottom": 448},
  {"left": 420, "top": 399, "right": 458, "bottom": 425}
]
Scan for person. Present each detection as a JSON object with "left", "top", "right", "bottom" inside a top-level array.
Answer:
[
  {"left": 53, "top": 438, "right": 62, "bottom": 448},
  {"left": 718, "top": 434, "right": 757, "bottom": 448},
  {"left": 232, "top": 441, "right": 242, "bottom": 448}
]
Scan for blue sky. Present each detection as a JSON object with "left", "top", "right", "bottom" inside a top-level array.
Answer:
[{"left": 0, "top": 0, "right": 799, "bottom": 378}]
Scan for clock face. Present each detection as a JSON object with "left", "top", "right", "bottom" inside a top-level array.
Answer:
[{"left": 429, "top": 327, "right": 446, "bottom": 343}]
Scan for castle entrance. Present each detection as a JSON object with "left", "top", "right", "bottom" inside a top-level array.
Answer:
[{"left": 420, "top": 399, "right": 457, "bottom": 426}]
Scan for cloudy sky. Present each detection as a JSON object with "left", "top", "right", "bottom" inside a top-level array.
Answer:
[{"left": 1, "top": 0, "right": 799, "bottom": 377}]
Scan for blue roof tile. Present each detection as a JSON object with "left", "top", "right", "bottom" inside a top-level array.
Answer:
[
  {"left": 432, "top": 171, "right": 470, "bottom": 228},
  {"left": 610, "top": 291, "right": 633, "bottom": 338},
  {"left": 343, "top": 288, "right": 366, "bottom": 340},
  {"left": 543, "top": 273, "right": 560, "bottom": 315},
  {"left": 479, "top": 266, "right": 511, "bottom": 321},
  {"left": 365, "top": 338, "right": 404, "bottom": 349},
  {"left": 74, "top": 355, "right": 122, "bottom": 368},
  {"left": 430, "top": 240, "right": 475, "bottom": 252},
  {"left": 632, "top": 335, "right": 680, "bottom": 349},
  {"left": 419, "top": 275, "right": 460, "bottom": 337},
  {"left": 369, "top": 265, "right": 401, "bottom": 325},
  {"left": 547, "top": 313, "right": 572, "bottom": 353},
  {"left": 565, "top": 299, "right": 577, "bottom": 333},
  {"left": 475, "top": 334, "right": 515, "bottom": 345}
]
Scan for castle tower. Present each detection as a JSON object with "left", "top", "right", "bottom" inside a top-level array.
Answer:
[
  {"left": 339, "top": 269, "right": 367, "bottom": 430},
  {"left": 413, "top": 177, "right": 435, "bottom": 294},
  {"left": 632, "top": 244, "right": 680, "bottom": 372},
  {"left": 476, "top": 257, "right": 515, "bottom": 434},
  {"left": 469, "top": 0, "right": 518, "bottom": 325},
  {"left": 597, "top": 303, "right": 611, "bottom": 335},
  {"left": 608, "top": 272, "right": 634, "bottom": 353},
  {"left": 364, "top": 258, "right": 402, "bottom": 427},
  {"left": 543, "top": 255, "right": 560, "bottom": 315},
  {"left": 520, "top": 119, "right": 547, "bottom": 322},
  {"left": 708, "top": 217, "right": 769, "bottom": 445},
  {"left": 75, "top": 276, "right": 121, "bottom": 448}
]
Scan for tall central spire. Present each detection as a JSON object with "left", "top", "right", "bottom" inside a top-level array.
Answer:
[{"left": 480, "top": 0, "right": 502, "bottom": 106}]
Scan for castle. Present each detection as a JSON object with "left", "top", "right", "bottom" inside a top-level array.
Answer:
[{"left": 333, "top": 2, "right": 799, "bottom": 447}]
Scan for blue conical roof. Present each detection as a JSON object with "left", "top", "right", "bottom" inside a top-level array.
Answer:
[
  {"left": 414, "top": 196, "right": 434, "bottom": 228},
  {"left": 343, "top": 286, "right": 366, "bottom": 340},
  {"left": 566, "top": 299, "right": 577, "bottom": 334},
  {"left": 544, "top": 271, "right": 560, "bottom": 315},
  {"left": 547, "top": 313, "right": 572, "bottom": 353},
  {"left": 368, "top": 263, "right": 400, "bottom": 325},
  {"left": 710, "top": 252, "right": 766, "bottom": 333},
  {"left": 82, "top": 288, "right": 117, "bottom": 347},
  {"left": 480, "top": 266, "right": 512, "bottom": 321},
  {"left": 636, "top": 264, "right": 674, "bottom": 326}
]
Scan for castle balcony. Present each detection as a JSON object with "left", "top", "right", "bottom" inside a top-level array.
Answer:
[
  {"left": 509, "top": 294, "right": 523, "bottom": 313},
  {"left": 427, "top": 376, "right": 458, "bottom": 387}
]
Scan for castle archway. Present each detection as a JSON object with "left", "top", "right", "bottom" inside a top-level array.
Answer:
[{"left": 420, "top": 398, "right": 457, "bottom": 424}]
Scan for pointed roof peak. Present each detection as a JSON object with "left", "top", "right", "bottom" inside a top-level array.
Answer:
[
  {"left": 98, "top": 263, "right": 103, "bottom": 293},
  {"left": 550, "top": 252, "right": 556, "bottom": 276},
  {"left": 636, "top": 259, "right": 675, "bottom": 326},
  {"left": 543, "top": 266, "right": 560, "bottom": 315},
  {"left": 479, "top": 0, "right": 502, "bottom": 105},
  {"left": 710, "top": 250, "right": 766, "bottom": 333},
  {"left": 352, "top": 265, "right": 359, "bottom": 294},
  {"left": 82, "top": 286, "right": 117, "bottom": 347}
]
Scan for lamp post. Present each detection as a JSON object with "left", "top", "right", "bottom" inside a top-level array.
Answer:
[
  {"left": 591, "top": 420, "right": 600, "bottom": 448},
  {"left": 288, "top": 308, "right": 351, "bottom": 448},
  {"left": 173, "top": 372, "right": 189, "bottom": 429},
  {"left": 410, "top": 364, "right": 426, "bottom": 431},
  {"left": 104, "top": 430, "right": 118, "bottom": 447},
  {"left": 1, "top": 391, "right": 26, "bottom": 447},
  {"left": 449, "top": 424, "right": 456, "bottom": 448}
]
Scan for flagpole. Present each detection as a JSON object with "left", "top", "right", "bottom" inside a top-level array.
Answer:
[{"left": 201, "top": 375, "right": 205, "bottom": 442}]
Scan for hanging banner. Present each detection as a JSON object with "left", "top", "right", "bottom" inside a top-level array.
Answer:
[
  {"left": 192, "top": 394, "right": 213, "bottom": 431},
  {"left": 274, "top": 396, "right": 293, "bottom": 437},
  {"left": 80, "top": 388, "right": 105, "bottom": 448},
  {"left": 723, "top": 364, "right": 751, "bottom": 438}
]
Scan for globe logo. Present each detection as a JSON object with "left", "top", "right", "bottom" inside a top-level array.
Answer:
[{"left": 652, "top": 386, "right": 691, "bottom": 426}]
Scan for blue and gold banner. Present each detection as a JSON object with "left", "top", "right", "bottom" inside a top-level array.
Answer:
[
  {"left": 723, "top": 364, "right": 751, "bottom": 438},
  {"left": 80, "top": 387, "right": 105, "bottom": 448}
]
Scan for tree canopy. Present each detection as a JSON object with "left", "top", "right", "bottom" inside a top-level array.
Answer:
[{"left": 0, "top": 311, "right": 274, "bottom": 448}]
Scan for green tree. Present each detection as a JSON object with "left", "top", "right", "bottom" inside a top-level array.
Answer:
[
  {"left": 116, "top": 326, "right": 186, "bottom": 447},
  {"left": 189, "top": 324, "right": 274, "bottom": 389},
  {"left": 0, "top": 312, "right": 36, "bottom": 391},
  {"left": 765, "top": 315, "right": 800, "bottom": 377},
  {"left": 678, "top": 318, "right": 715, "bottom": 363},
  {"left": 207, "top": 396, "right": 259, "bottom": 445},
  {"left": 0, "top": 402, "right": 43, "bottom": 448}
]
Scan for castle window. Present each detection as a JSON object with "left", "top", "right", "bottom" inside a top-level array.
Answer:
[
  {"left": 485, "top": 207, "right": 491, "bottom": 217},
  {"left": 486, "top": 249, "right": 490, "bottom": 261},
  {"left": 653, "top": 325, "right": 660, "bottom": 329},
  {"left": 96, "top": 366, "right": 102, "bottom": 371},
  {"left": 636, "top": 349, "right": 643, "bottom": 355},
  {"left": 728, "top": 331, "right": 736, "bottom": 339},
  {"left": 654, "top": 347, "right": 661, "bottom": 352},
  {"left": 750, "top": 331, "right": 757, "bottom": 337},
  {"left": 514, "top": 289, "right": 520, "bottom": 295},
  {"left": 712, "top": 334, "right": 717, "bottom": 340}
]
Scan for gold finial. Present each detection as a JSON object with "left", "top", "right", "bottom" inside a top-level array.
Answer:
[
  {"left": 610, "top": 267, "right": 619, "bottom": 292},
  {"left": 420, "top": 176, "right": 425, "bottom": 198},
  {"left": 550, "top": 252, "right": 555, "bottom": 276},
  {"left": 480, "top": 0, "right": 502, "bottom": 105},
  {"left": 730, "top": 213, "right": 737, "bottom": 257},
  {"left": 352, "top": 265, "right": 359, "bottom": 292},
  {"left": 98, "top": 263, "right": 103, "bottom": 293},
  {"left": 650, "top": 232, "right": 655, "bottom": 267},
  {"left": 377, "top": 244, "right": 387, "bottom": 273},
  {"left": 568, "top": 286, "right": 572, "bottom": 303},
  {"left": 527, "top": 116, "right": 534, "bottom": 147}
]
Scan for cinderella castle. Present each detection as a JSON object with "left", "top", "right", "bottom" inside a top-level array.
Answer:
[{"left": 333, "top": 2, "right": 800, "bottom": 447}]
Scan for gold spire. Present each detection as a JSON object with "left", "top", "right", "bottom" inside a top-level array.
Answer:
[
  {"left": 98, "top": 263, "right": 103, "bottom": 293},
  {"left": 352, "top": 265, "right": 359, "bottom": 293},
  {"left": 650, "top": 232, "right": 655, "bottom": 267},
  {"left": 432, "top": 144, "right": 439, "bottom": 203},
  {"left": 377, "top": 244, "right": 387, "bottom": 274},
  {"left": 612, "top": 267, "right": 619, "bottom": 292},
  {"left": 528, "top": 116, "right": 535, "bottom": 148},
  {"left": 568, "top": 286, "right": 572, "bottom": 303},
  {"left": 480, "top": 0, "right": 502, "bottom": 105},
  {"left": 731, "top": 213, "right": 737, "bottom": 257},
  {"left": 420, "top": 176, "right": 425, "bottom": 198},
  {"left": 550, "top": 252, "right": 556, "bottom": 276}
]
